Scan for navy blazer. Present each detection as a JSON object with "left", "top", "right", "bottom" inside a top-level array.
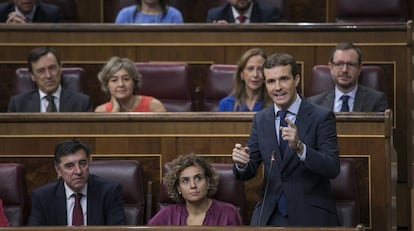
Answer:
[
  {"left": 7, "top": 88, "right": 93, "bottom": 112},
  {"left": 0, "top": 1, "right": 64, "bottom": 23},
  {"left": 28, "top": 174, "right": 126, "bottom": 226},
  {"left": 307, "top": 85, "right": 389, "bottom": 112},
  {"left": 234, "top": 99, "right": 340, "bottom": 226},
  {"left": 207, "top": 0, "right": 280, "bottom": 23}
]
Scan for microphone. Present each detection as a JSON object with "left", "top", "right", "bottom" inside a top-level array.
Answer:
[{"left": 257, "top": 150, "right": 275, "bottom": 226}]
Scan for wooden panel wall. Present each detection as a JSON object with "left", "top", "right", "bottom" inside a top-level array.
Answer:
[
  {"left": 0, "top": 112, "right": 395, "bottom": 231},
  {"left": 0, "top": 23, "right": 410, "bottom": 229}
]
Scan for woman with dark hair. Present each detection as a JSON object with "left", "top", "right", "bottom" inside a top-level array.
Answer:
[
  {"left": 115, "top": 0, "right": 183, "bottom": 23},
  {"left": 148, "top": 154, "right": 242, "bottom": 225},
  {"left": 218, "top": 48, "right": 270, "bottom": 111}
]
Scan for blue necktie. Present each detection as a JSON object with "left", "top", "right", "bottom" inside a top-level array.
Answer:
[
  {"left": 276, "top": 110, "right": 288, "bottom": 216},
  {"left": 340, "top": 95, "right": 350, "bottom": 112},
  {"left": 278, "top": 110, "right": 288, "bottom": 155}
]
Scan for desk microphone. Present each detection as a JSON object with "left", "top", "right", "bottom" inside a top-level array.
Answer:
[{"left": 257, "top": 150, "right": 275, "bottom": 226}]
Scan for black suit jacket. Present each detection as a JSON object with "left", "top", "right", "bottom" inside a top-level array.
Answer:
[
  {"left": 234, "top": 99, "right": 340, "bottom": 226},
  {"left": 207, "top": 1, "right": 280, "bottom": 23},
  {"left": 0, "top": 1, "right": 64, "bottom": 23},
  {"left": 7, "top": 88, "right": 93, "bottom": 112},
  {"left": 28, "top": 174, "right": 126, "bottom": 226},
  {"left": 307, "top": 85, "right": 389, "bottom": 112}
]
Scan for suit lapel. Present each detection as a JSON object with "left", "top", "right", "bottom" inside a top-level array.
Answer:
[
  {"left": 321, "top": 91, "right": 335, "bottom": 110},
  {"left": 29, "top": 92, "right": 41, "bottom": 112},
  {"left": 55, "top": 179, "right": 68, "bottom": 225},
  {"left": 353, "top": 86, "right": 366, "bottom": 111},
  {"left": 262, "top": 107, "right": 282, "bottom": 163},
  {"left": 281, "top": 100, "right": 312, "bottom": 174}
]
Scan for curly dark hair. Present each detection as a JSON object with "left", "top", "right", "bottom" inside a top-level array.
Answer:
[{"left": 163, "top": 153, "right": 219, "bottom": 203}]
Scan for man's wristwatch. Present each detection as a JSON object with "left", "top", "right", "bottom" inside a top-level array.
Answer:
[{"left": 293, "top": 140, "right": 304, "bottom": 154}]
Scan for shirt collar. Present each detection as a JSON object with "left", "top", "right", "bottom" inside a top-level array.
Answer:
[
  {"left": 334, "top": 85, "right": 358, "bottom": 102},
  {"left": 64, "top": 182, "right": 88, "bottom": 200},
  {"left": 231, "top": 3, "right": 253, "bottom": 23},
  {"left": 273, "top": 94, "right": 302, "bottom": 116},
  {"left": 39, "top": 85, "right": 62, "bottom": 100},
  {"left": 15, "top": 4, "right": 36, "bottom": 22}
]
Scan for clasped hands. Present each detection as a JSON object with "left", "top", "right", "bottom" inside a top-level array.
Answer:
[{"left": 6, "top": 12, "right": 27, "bottom": 24}]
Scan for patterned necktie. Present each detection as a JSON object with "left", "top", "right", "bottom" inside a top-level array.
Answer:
[
  {"left": 237, "top": 15, "right": 246, "bottom": 23},
  {"left": 45, "top": 95, "right": 57, "bottom": 112},
  {"left": 276, "top": 110, "right": 288, "bottom": 216},
  {"left": 72, "top": 193, "right": 84, "bottom": 226},
  {"left": 340, "top": 95, "right": 350, "bottom": 112},
  {"left": 277, "top": 110, "right": 288, "bottom": 155}
]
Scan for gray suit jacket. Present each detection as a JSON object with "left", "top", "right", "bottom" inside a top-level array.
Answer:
[
  {"left": 28, "top": 174, "right": 126, "bottom": 226},
  {"left": 234, "top": 99, "right": 340, "bottom": 226},
  {"left": 307, "top": 85, "right": 388, "bottom": 112},
  {"left": 7, "top": 89, "right": 93, "bottom": 112}
]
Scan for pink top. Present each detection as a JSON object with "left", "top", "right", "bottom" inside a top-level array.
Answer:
[
  {"left": 0, "top": 198, "right": 9, "bottom": 227},
  {"left": 104, "top": 96, "right": 152, "bottom": 112},
  {"left": 148, "top": 199, "right": 243, "bottom": 226}
]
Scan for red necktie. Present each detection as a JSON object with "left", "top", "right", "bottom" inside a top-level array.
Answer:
[
  {"left": 237, "top": 15, "right": 246, "bottom": 23},
  {"left": 72, "top": 193, "right": 84, "bottom": 226}
]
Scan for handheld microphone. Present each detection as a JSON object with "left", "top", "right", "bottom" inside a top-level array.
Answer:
[{"left": 257, "top": 150, "right": 275, "bottom": 226}]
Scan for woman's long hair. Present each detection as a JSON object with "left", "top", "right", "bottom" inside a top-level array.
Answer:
[{"left": 134, "top": 0, "right": 168, "bottom": 21}]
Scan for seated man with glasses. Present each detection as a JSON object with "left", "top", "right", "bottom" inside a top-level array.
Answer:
[
  {"left": 8, "top": 47, "right": 93, "bottom": 112},
  {"left": 307, "top": 42, "right": 388, "bottom": 112}
]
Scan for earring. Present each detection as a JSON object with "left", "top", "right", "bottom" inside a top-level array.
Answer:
[{"left": 178, "top": 191, "right": 182, "bottom": 194}]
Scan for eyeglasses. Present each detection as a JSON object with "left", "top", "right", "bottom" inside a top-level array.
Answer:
[{"left": 331, "top": 62, "right": 359, "bottom": 69}]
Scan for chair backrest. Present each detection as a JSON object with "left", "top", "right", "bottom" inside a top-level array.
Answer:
[
  {"left": 330, "top": 159, "right": 360, "bottom": 227},
  {"left": 203, "top": 64, "right": 237, "bottom": 111},
  {"left": 0, "top": 163, "right": 29, "bottom": 226},
  {"left": 134, "top": 63, "right": 192, "bottom": 112},
  {"left": 41, "top": 0, "right": 79, "bottom": 22},
  {"left": 306, "top": 65, "right": 385, "bottom": 97},
  {"left": 335, "top": 0, "right": 408, "bottom": 22},
  {"left": 157, "top": 162, "right": 247, "bottom": 224},
  {"left": 103, "top": 0, "right": 136, "bottom": 22},
  {"left": 89, "top": 160, "right": 146, "bottom": 225},
  {"left": 13, "top": 67, "right": 87, "bottom": 96}
]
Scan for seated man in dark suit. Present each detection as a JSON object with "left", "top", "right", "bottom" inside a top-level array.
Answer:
[
  {"left": 307, "top": 42, "right": 388, "bottom": 112},
  {"left": 28, "top": 139, "right": 126, "bottom": 226},
  {"left": 8, "top": 47, "right": 93, "bottom": 112},
  {"left": 207, "top": 0, "right": 280, "bottom": 24},
  {"left": 0, "top": 0, "right": 64, "bottom": 23}
]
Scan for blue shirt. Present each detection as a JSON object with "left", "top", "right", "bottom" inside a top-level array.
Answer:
[
  {"left": 115, "top": 5, "right": 184, "bottom": 23},
  {"left": 218, "top": 95, "right": 263, "bottom": 112}
]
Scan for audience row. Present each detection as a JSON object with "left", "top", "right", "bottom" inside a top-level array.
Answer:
[{"left": 7, "top": 42, "right": 389, "bottom": 113}]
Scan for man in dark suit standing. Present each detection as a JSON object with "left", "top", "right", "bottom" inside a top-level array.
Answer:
[
  {"left": 207, "top": 0, "right": 280, "bottom": 24},
  {"left": 0, "top": 0, "right": 64, "bottom": 23},
  {"left": 8, "top": 47, "right": 92, "bottom": 112},
  {"left": 232, "top": 53, "right": 340, "bottom": 226},
  {"left": 28, "top": 139, "right": 126, "bottom": 226},
  {"left": 307, "top": 42, "right": 388, "bottom": 112}
]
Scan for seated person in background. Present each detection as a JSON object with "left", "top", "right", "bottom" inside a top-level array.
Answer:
[
  {"left": 115, "top": 0, "right": 183, "bottom": 23},
  {"left": 28, "top": 139, "right": 126, "bottom": 226},
  {"left": 307, "top": 42, "right": 388, "bottom": 112},
  {"left": 0, "top": 0, "right": 64, "bottom": 23},
  {"left": 218, "top": 48, "right": 269, "bottom": 111},
  {"left": 8, "top": 47, "right": 93, "bottom": 112},
  {"left": 148, "top": 153, "right": 243, "bottom": 225},
  {"left": 95, "top": 56, "right": 166, "bottom": 112},
  {"left": 0, "top": 198, "right": 9, "bottom": 227},
  {"left": 207, "top": 0, "right": 280, "bottom": 24}
]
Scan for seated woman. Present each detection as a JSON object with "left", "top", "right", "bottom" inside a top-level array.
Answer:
[
  {"left": 115, "top": 0, "right": 183, "bottom": 24},
  {"left": 95, "top": 57, "right": 166, "bottom": 112},
  {"left": 0, "top": 198, "right": 9, "bottom": 226},
  {"left": 218, "top": 48, "right": 269, "bottom": 112},
  {"left": 148, "top": 153, "right": 243, "bottom": 225}
]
